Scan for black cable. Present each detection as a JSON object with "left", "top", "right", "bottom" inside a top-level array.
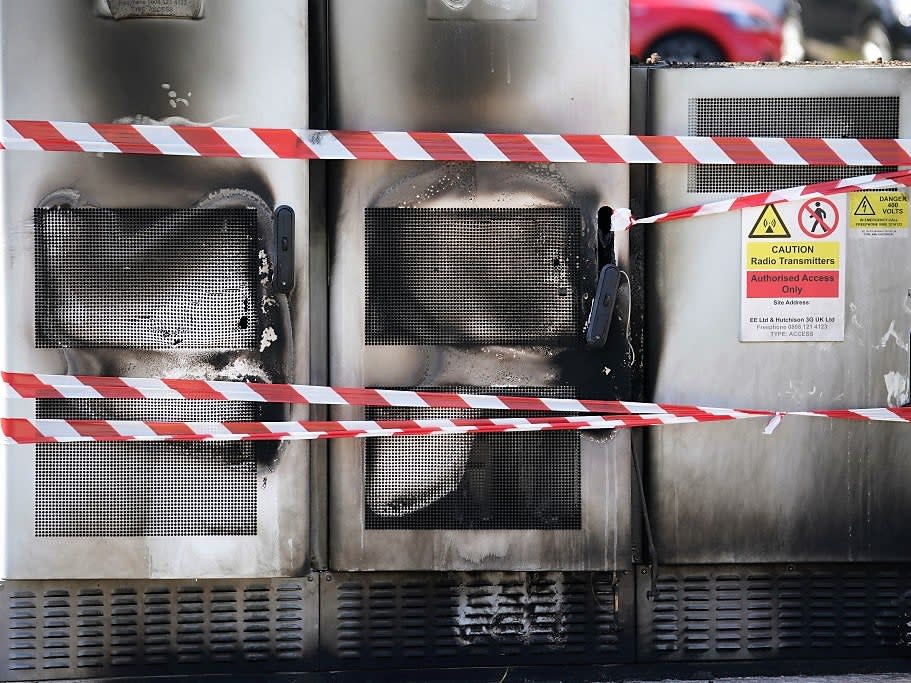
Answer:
[{"left": 631, "top": 435, "right": 659, "bottom": 600}]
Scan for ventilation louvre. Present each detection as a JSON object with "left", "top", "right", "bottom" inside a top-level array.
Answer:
[
  {"left": 35, "top": 399, "right": 258, "bottom": 537},
  {"left": 0, "top": 579, "right": 317, "bottom": 681},
  {"left": 321, "top": 571, "right": 633, "bottom": 669},
  {"left": 365, "top": 386, "right": 581, "bottom": 530},
  {"left": 688, "top": 97, "right": 900, "bottom": 193},
  {"left": 365, "top": 208, "right": 584, "bottom": 346},
  {"left": 34, "top": 207, "right": 259, "bottom": 349},
  {"left": 638, "top": 564, "right": 911, "bottom": 661}
]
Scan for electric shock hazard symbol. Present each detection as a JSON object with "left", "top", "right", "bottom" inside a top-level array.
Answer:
[
  {"left": 748, "top": 204, "right": 790, "bottom": 238},
  {"left": 854, "top": 195, "right": 876, "bottom": 216},
  {"left": 741, "top": 195, "right": 846, "bottom": 343},
  {"left": 849, "top": 190, "right": 908, "bottom": 238}
]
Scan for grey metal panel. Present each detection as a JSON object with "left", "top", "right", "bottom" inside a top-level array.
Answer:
[
  {"left": 0, "top": 577, "right": 319, "bottom": 681},
  {"left": 636, "top": 564, "right": 911, "bottom": 662},
  {"left": 643, "top": 65, "right": 911, "bottom": 563},
  {"left": 0, "top": 0, "right": 311, "bottom": 578},
  {"left": 687, "top": 96, "right": 900, "bottom": 193},
  {"left": 319, "top": 570, "right": 635, "bottom": 669},
  {"left": 326, "top": 0, "right": 633, "bottom": 571}
]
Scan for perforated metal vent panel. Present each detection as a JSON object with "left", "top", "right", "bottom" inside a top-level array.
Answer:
[
  {"left": 35, "top": 207, "right": 259, "bottom": 349},
  {"left": 638, "top": 564, "right": 911, "bottom": 662},
  {"left": 35, "top": 399, "right": 257, "bottom": 537},
  {"left": 321, "top": 571, "right": 633, "bottom": 669},
  {"left": 688, "top": 97, "right": 900, "bottom": 193},
  {"left": 365, "top": 386, "right": 581, "bottom": 530},
  {"left": 365, "top": 208, "right": 583, "bottom": 345},
  {"left": 0, "top": 578, "right": 317, "bottom": 681}
]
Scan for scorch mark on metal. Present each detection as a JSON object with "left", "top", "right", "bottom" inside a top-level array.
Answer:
[{"left": 114, "top": 114, "right": 236, "bottom": 127}]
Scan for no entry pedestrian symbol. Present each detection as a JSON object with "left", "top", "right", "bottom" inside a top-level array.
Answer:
[{"left": 798, "top": 197, "right": 839, "bottom": 239}]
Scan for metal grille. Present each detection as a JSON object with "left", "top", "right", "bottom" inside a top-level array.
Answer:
[
  {"left": 35, "top": 208, "right": 259, "bottom": 349},
  {"left": 365, "top": 386, "right": 581, "bottom": 530},
  {"left": 35, "top": 399, "right": 257, "bottom": 537},
  {"left": 638, "top": 564, "right": 911, "bottom": 662},
  {"left": 688, "top": 97, "right": 900, "bottom": 193},
  {"left": 321, "top": 571, "right": 633, "bottom": 669},
  {"left": 0, "top": 579, "right": 317, "bottom": 681},
  {"left": 365, "top": 208, "right": 583, "bottom": 345}
]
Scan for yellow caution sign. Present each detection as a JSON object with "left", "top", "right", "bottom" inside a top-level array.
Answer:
[
  {"left": 748, "top": 204, "right": 791, "bottom": 239},
  {"left": 746, "top": 241, "right": 840, "bottom": 270},
  {"left": 849, "top": 191, "right": 908, "bottom": 230}
]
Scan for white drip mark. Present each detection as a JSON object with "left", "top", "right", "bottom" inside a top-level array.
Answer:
[
  {"left": 260, "top": 327, "right": 278, "bottom": 352},
  {"left": 876, "top": 320, "right": 910, "bottom": 352},
  {"left": 849, "top": 302, "right": 864, "bottom": 330},
  {"left": 884, "top": 371, "right": 909, "bottom": 407},
  {"left": 258, "top": 249, "right": 271, "bottom": 276}
]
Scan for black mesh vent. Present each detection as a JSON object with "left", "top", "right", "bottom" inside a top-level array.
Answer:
[
  {"left": 688, "top": 97, "right": 900, "bottom": 193},
  {"left": 34, "top": 208, "right": 259, "bottom": 349},
  {"left": 365, "top": 386, "right": 581, "bottom": 530},
  {"left": 365, "top": 208, "right": 583, "bottom": 345},
  {"left": 35, "top": 399, "right": 257, "bottom": 537}
]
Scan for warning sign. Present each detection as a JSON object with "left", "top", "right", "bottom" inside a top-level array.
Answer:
[
  {"left": 741, "top": 195, "right": 846, "bottom": 342},
  {"left": 849, "top": 190, "right": 908, "bottom": 238},
  {"left": 854, "top": 195, "right": 876, "bottom": 216},
  {"left": 748, "top": 204, "right": 790, "bottom": 238},
  {"left": 798, "top": 197, "right": 839, "bottom": 239}
]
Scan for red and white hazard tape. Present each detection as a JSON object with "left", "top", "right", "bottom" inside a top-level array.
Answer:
[
  {"left": 5, "top": 120, "right": 911, "bottom": 166},
  {"left": 611, "top": 169, "right": 911, "bottom": 231},
  {"left": 4, "top": 408, "right": 910, "bottom": 445},
  {"left": 2, "top": 371, "right": 751, "bottom": 417},
  {"left": 3, "top": 372, "right": 911, "bottom": 446},
  {"left": 0, "top": 412, "right": 762, "bottom": 445}
]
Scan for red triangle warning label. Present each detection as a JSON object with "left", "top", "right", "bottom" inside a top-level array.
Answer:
[{"left": 748, "top": 204, "right": 790, "bottom": 239}]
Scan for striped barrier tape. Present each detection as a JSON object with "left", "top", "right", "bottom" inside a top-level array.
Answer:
[
  {"left": 3, "top": 372, "right": 911, "bottom": 445},
  {"left": 3, "top": 123, "right": 909, "bottom": 442},
  {"left": 0, "top": 412, "right": 762, "bottom": 445},
  {"left": 4, "top": 120, "right": 911, "bottom": 166},
  {"left": 4, "top": 408, "right": 910, "bottom": 445},
  {"left": 611, "top": 169, "right": 911, "bottom": 231},
  {"left": 1, "top": 371, "right": 757, "bottom": 417}
]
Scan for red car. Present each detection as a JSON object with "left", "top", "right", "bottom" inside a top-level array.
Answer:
[{"left": 631, "top": 0, "right": 783, "bottom": 62}]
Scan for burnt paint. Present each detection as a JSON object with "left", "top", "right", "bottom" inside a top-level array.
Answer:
[
  {"left": 36, "top": 184, "right": 290, "bottom": 471},
  {"left": 71, "top": 3, "right": 241, "bottom": 126}
]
